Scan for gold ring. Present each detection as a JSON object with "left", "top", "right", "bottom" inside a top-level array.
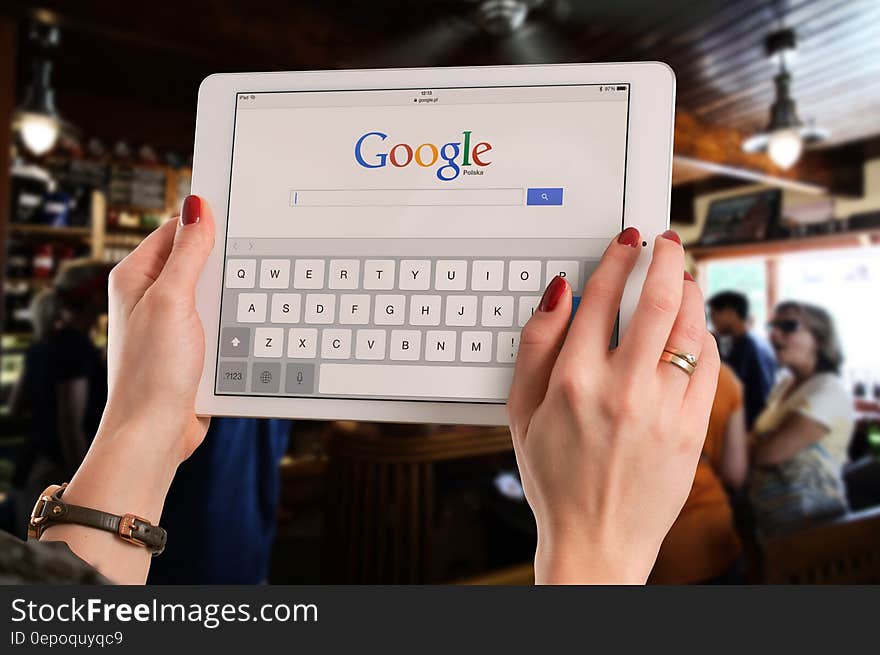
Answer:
[{"left": 660, "top": 348, "right": 697, "bottom": 376}]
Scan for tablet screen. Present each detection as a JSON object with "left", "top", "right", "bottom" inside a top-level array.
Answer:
[{"left": 217, "top": 83, "right": 630, "bottom": 403}]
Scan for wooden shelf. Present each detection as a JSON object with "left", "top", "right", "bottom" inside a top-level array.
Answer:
[
  {"left": 1, "top": 331, "right": 32, "bottom": 339},
  {"left": 7, "top": 224, "right": 91, "bottom": 240},
  {"left": 4, "top": 277, "right": 52, "bottom": 285},
  {"left": 687, "top": 229, "right": 880, "bottom": 260},
  {"left": 106, "top": 226, "right": 158, "bottom": 237}
]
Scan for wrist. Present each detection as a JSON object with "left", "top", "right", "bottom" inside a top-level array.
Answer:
[
  {"left": 60, "top": 419, "right": 181, "bottom": 524},
  {"left": 534, "top": 525, "right": 652, "bottom": 585}
]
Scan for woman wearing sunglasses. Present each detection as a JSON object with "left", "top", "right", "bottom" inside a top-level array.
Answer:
[{"left": 749, "top": 303, "right": 854, "bottom": 537}]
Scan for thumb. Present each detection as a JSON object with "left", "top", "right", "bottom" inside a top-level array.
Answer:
[
  {"left": 506, "top": 275, "right": 571, "bottom": 438},
  {"left": 156, "top": 195, "right": 216, "bottom": 294}
]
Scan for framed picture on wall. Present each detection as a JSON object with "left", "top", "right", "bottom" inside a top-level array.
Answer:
[{"left": 699, "top": 189, "right": 783, "bottom": 246}]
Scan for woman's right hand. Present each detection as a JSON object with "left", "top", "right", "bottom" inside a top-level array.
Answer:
[{"left": 507, "top": 228, "right": 720, "bottom": 584}]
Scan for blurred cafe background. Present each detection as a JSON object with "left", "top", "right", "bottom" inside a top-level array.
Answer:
[{"left": 1, "top": 0, "right": 879, "bottom": 584}]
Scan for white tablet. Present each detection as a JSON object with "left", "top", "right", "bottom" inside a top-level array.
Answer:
[{"left": 192, "top": 63, "right": 675, "bottom": 425}]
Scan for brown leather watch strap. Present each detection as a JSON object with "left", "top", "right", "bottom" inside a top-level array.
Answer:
[{"left": 29, "top": 485, "right": 167, "bottom": 556}]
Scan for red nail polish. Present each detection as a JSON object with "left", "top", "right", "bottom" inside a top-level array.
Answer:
[
  {"left": 617, "top": 226, "right": 641, "bottom": 248},
  {"left": 684, "top": 271, "right": 695, "bottom": 282},
  {"left": 539, "top": 275, "right": 567, "bottom": 312},
  {"left": 180, "top": 195, "right": 201, "bottom": 226},
  {"left": 661, "top": 229, "right": 681, "bottom": 245}
]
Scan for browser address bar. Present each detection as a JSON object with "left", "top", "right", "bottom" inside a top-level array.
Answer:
[{"left": 289, "top": 188, "right": 524, "bottom": 207}]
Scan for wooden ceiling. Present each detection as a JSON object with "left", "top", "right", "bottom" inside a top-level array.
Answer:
[{"left": 5, "top": 0, "right": 880, "bottom": 156}]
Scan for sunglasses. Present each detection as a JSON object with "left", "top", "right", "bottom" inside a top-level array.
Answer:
[{"left": 768, "top": 319, "right": 800, "bottom": 334}]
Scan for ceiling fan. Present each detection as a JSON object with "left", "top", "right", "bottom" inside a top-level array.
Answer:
[{"left": 365, "top": 0, "right": 650, "bottom": 69}]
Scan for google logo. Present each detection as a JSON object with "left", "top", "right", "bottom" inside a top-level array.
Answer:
[{"left": 354, "top": 131, "right": 492, "bottom": 181}]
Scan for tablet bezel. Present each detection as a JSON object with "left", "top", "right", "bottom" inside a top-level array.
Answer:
[{"left": 192, "top": 62, "right": 675, "bottom": 425}]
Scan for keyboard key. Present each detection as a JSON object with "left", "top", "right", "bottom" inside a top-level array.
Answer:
[
  {"left": 389, "top": 330, "right": 421, "bottom": 361},
  {"left": 318, "top": 364, "right": 514, "bottom": 399},
  {"left": 363, "top": 260, "right": 395, "bottom": 290},
  {"left": 374, "top": 294, "right": 406, "bottom": 325},
  {"left": 260, "top": 259, "right": 290, "bottom": 289},
  {"left": 399, "top": 260, "right": 431, "bottom": 290},
  {"left": 445, "top": 295, "right": 478, "bottom": 326},
  {"left": 237, "top": 293, "right": 267, "bottom": 323},
  {"left": 460, "top": 331, "right": 492, "bottom": 363},
  {"left": 293, "top": 259, "right": 325, "bottom": 289},
  {"left": 328, "top": 259, "right": 360, "bottom": 290},
  {"left": 546, "top": 261, "right": 580, "bottom": 290},
  {"left": 355, "top": 329, "right": 387, "bottom": 360},
  {"left": 518, "top": 296, "right": 541, "bottom": 326},
  {"left": 509, "top": 261, "right": 541, "bottom": 291},
  {"left": 304, "top": 294, "right": 335, "bottom": 324},
  {"left": 226, "top": 259, "right": 256, "bottom": 289},
  {"left": 254, "top": 327, "right": 284, "bottom": 358},
  {"left": 471, "top": 260, "right": 504, "bottom": 291},
  {"left": 284, "top": 363, "right": 315, "bottom": 394},
  {"left": 481, "top": 296, "right": 514, "bottom": 327},
  {"left": 217, "top": 361, "right": 247, "bottom": 392},
  {"left": 220, "top": 327, "right": 250, "bottom": 357},
  {"left": 435, "top": 260, "right": 467, "bottom": 290},
  {"left": 425, "top": 330, "right": 456, "bottom": 362},
  {"left": 321, "top": 329, "right": 352, "bottom": 359},
  {"left": 251, "top": 362, "right": 280, "bottom": 393},
  {"left": 496, "top": 331, "right": 521, "bottom": 363},
  {"left": 339, "top": 294, "right": 371, "bottom": 325},
  {"left": 270, "top": 293, "right": 301, "bottom": 323},
  {"left": 288, "top": 328, "right": 318, "bottom": 358},
  {"left": 409, "top": 295, "right": 442, "bottom": 326}
]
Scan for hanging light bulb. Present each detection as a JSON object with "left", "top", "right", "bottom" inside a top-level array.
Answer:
[
  {"left": 741, "top": 27, "right": 828, "bottom": 169},
  {"left": 13, "top": 20, "right": 63, "bottom": 157},
  {"left": 767, "top": 128, "right": 803, "bottom": 170},
  {"left": 18, "top": 112, "right": 60, "bottom": 155}
]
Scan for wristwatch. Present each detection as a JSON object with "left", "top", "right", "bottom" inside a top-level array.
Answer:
[{"left": 28, "top": 484, "right": 167, "bottom": 556}]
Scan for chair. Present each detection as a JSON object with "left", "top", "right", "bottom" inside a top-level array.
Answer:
[{"left": 760, "top": 505, "right": 880, "bottom": 584}]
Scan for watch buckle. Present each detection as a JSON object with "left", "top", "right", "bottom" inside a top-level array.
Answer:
[
  {"left": 118, "top": 513, "right": 150, "bottom": 547},
  {"left": 27, "top": 484, "right": 65, "bottom": 539}
]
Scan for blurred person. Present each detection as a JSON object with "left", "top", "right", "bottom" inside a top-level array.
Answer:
[
  {"left": 708, "top": 291, "right": 777, "bottom": 429},
  {"left": 749, "top": 301, "right": 853, "bottom": 538},
  {"left": 650, "top": 363, "right": 748, "bottom": 584},
  {"left": 7, "top": 259, "right": 110, "bottom": 535},
  {"left": 148, "top": 417, "right": 290, "bottom": 584},
  {"left": 5, "top": 198, "right": 720, "bottom": 584}
]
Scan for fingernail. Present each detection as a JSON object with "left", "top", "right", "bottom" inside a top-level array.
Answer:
[
  {"left": 684, "top": 271, "right": 695, "bottom": 282},
  {"left": 539, "top": 275, "right": 567, "bottom": 312},
  {"left": 180, "top": 195, "right": 201, "bottom": 226},
  {"left": 617, "top": 226, "right": 641, "bottom": 248},
  {"left": 661, "top": 229, "right": 680, "bottom": 245}
]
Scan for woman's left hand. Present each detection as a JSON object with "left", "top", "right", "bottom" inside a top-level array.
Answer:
[
  {"left": 41, "top": 196, "right": 215, "bottom": 583},
  {"left": 101, "top": 195, "right": 215, "bottom": 463}
]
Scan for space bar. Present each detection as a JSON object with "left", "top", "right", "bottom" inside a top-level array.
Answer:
[{"left": 318, "top": 364, "right": 514, "bottom": 399}]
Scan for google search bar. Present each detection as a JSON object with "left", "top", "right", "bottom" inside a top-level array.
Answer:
[{"left": 290, "top": 188, "right": 525, "bottom": 207}]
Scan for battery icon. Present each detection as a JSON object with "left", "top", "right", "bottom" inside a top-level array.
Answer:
[{"left": 616, "top": 85, "right": 627, "bottom": 90}]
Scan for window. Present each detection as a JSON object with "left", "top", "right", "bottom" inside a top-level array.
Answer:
[
  {"left": 705, "top": 258, "right": 768, "bottom": 338},
  {"left": 778, "top": 248, "right": 880, "bottom": 385}
]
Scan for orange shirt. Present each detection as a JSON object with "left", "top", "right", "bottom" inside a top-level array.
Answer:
[{"left": 649, "top": 364, "right": 744, "bottom": 584}]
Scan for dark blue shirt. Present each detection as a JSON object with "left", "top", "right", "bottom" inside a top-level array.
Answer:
[
  {"left": 722, "top": 333, "right": 777, "bottom": 430},
  {"left": 148, "top": 418, "right": 290, "bottom": 584}
]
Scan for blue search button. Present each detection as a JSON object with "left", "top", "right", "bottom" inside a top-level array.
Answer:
[{"left": 526, "top": 187, "right": 564, "bottom": 206}]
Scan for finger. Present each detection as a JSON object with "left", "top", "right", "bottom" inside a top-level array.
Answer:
[
  {"left": 507, "top": 275, "right": 571, "bottom": 439},
  {"left": 558, "top": 226, "right": 641, "bottom": 363},
  {"left": 155, "top": 195, "right": 216, "bottom": 294},
  {"left": 618, "top": 231, "right": 685, "bottom": 374},
  {"left": 108, "top": 219, "right": 178, "bottom": 314},
  {"left": 657, "top": 272, "right": 707, "bottom": 394},
  {"left": 681, "top": 331, "right": 721, "bottom": 429}
]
